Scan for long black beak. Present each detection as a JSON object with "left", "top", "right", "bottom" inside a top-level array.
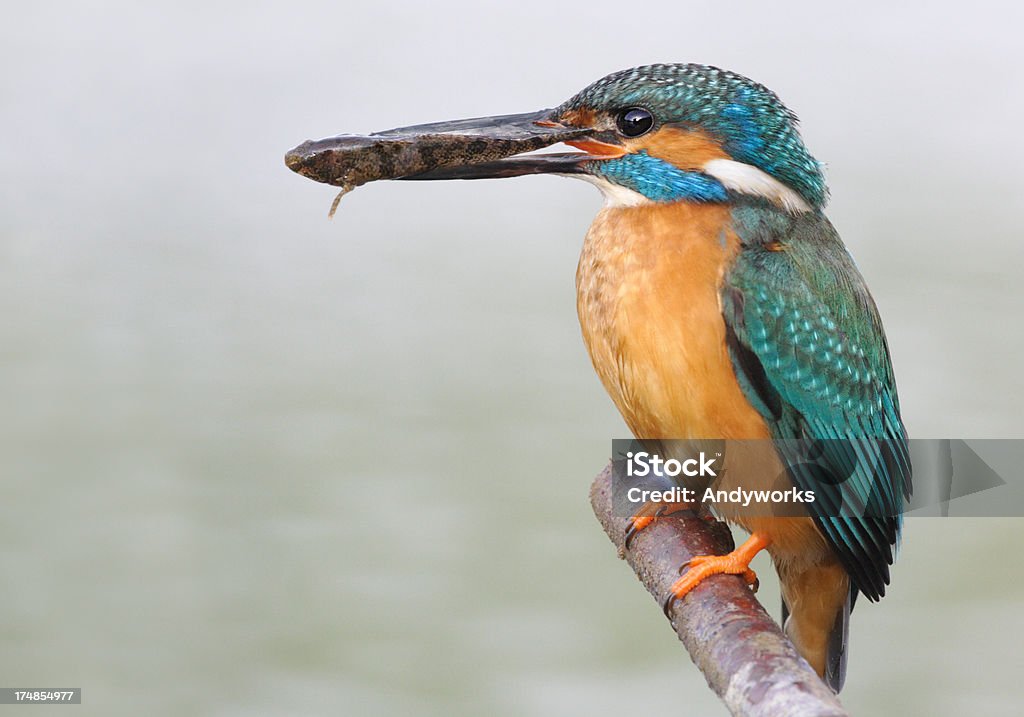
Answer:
[{"left": 284, "top": 109, "right": 594, "bottom": 191}]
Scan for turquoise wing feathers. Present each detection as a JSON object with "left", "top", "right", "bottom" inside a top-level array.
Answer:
[{"left": 722, "top": 203, "right": 912, "bottom": 601}]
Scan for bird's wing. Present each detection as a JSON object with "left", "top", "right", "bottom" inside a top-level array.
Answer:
[{"left": 721, "top": 207, "right": 912, "bottom": 600}]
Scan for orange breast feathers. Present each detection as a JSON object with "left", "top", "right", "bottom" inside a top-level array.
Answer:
[
  {"left": 575, "top": 202, "right": 770, "bottom": 441},
  {"left": 578, "top": 202, "right": 833, "bottom": 565}
]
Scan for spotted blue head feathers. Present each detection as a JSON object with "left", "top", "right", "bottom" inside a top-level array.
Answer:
[{"left": 555, "top": 64, "right": 828, "bottom": 210}]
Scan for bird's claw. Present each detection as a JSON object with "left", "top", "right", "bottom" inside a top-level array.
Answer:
[
  {"left": 624, "top": 514, "right": 655, "bottom": 549},
  {"left": 662, "top": 552, "right": 761, "bottom": 616},
  {"left": 624, "top": 502, "right": 696, "bottom": 550}
]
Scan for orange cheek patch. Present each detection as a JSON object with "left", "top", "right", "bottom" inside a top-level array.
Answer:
[{"left": 630, "top": 127, "right": 729, "bottom": 170}]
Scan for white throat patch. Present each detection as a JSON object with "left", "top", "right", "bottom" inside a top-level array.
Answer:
[
  {"left": 702, "top": 158, "right": 811, "bottom": 213},
  {"left": 572, "top": 173, "right": 651, "bottom": 208}
]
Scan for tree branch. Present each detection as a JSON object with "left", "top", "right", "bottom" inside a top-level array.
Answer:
[{"left": 589, "top": 464, "right": 850, "bottom": 717}]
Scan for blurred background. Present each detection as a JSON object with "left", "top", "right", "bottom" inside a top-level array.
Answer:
[{"left": 2, "top": 1, "right": 1022, "bottom": 715}]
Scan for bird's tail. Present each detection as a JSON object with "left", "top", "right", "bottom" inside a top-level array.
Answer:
[
  {"left": 824, "top": 588, "right": 852, "bottom": 691},
  {"left": 779, "top": 561, "right": 851, "bottom": 692}
]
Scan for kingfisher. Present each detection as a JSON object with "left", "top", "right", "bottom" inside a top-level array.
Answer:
[{"left": 288, "top": 63, "right": 911, "bottom": 691}]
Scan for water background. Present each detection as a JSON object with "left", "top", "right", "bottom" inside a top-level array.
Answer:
[{"left": 2, "top": 2, "right": 1022, "bottom": 714}]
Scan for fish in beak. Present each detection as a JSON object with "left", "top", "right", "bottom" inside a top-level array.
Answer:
[{"left": 284, "top": 109, "right": 621, "bottom": 215}]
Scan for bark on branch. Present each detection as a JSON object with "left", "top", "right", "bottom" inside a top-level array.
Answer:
[{"left": 589, "top": 464, "right": 850, "bottom": 717}]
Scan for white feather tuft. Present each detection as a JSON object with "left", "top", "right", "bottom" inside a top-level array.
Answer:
[{"left": 703, "top": 159, "right": 811, "bottom": 213}]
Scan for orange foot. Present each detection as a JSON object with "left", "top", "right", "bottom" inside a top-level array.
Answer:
[
  {"left": 663, "top": 532, "right": 771, "bottom": 614},
  {"left": 624, "top": 501, "right": 695, "bottom": 548}
]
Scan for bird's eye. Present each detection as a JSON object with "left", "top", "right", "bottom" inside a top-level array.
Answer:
[{"left": 616, "top": 108, "right": 654, "bottom": 137}]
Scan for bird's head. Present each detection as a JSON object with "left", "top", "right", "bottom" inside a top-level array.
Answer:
[
  {"left": 544, "top": 64, "right": 827, "bottom": 212},
  {"left": 286, "top": 64, "right": 826, "bottom": 214}
]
